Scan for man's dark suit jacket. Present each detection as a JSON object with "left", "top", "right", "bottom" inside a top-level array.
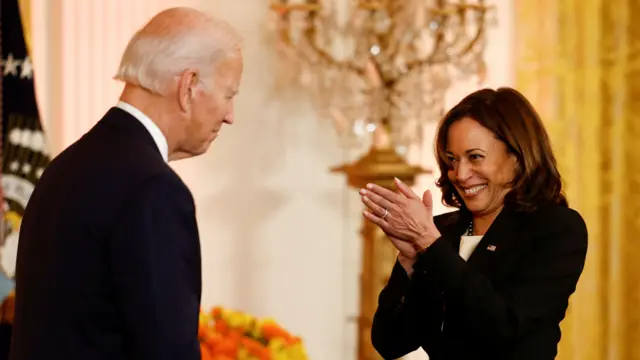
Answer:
[
  {"left": 9, "top": 108, "right": 202, "bottom": 360},
  {"left": 371, "top": 202, "right": 588, "bottom": 360}
]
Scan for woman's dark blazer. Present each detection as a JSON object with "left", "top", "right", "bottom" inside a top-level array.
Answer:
[{"left": 371, "top": 201, "right": 588, "bottom": 360}]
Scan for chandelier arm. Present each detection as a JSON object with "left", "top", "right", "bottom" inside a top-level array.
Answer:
[
  {"left": 378, "top": 1, "right": 404, "bottom": 82},
  {"left": 387, "top": 12, "right": 445, "bottom": 86},
  {"left": 454, "top": 13, "right": 488, "bottom": 59},
  {"left": 305, "top": 36, "right": 366, "bottom": 76},
  {"left": 387, "top": 57, "right": 434, "bottom": 88},
  {"left": 282, "top": 0, "right": 365, "bottom": 76},
  {"left": 368, "top": 58, "right": 388, "bottom": 86},
  {"left": 273, "top": 37, "right": 362, "bottom": 77},
  {"left": 447, "top": 3, "right": 493, "bottom": 62},
  {"left": 386, "top": 2, "right": 491, "bottom": 86},
  {"left": 390, "top": 30, "right": 487, "bottom": 85}
]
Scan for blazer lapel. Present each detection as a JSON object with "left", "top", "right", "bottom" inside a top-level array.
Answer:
[
  {"left": 438, "top": 210, "right": 472, "bottom": 254},
  {"left": 467, "top": 204, "right": 524, "bottom": 277}
]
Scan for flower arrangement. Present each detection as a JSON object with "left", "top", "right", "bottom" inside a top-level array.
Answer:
[{"left": 199, "top": 306, "right": 309, "bottom": 360}]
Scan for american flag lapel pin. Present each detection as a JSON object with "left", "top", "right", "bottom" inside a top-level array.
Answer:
[{"left": 486, "top": 245, "right": 497, "bottom": 251}]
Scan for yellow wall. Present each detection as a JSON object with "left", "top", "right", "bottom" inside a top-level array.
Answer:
[{"left": 516, "top": 1, "right": 640, "bottom": 359}]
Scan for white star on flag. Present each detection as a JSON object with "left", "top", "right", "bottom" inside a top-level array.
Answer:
[
  {"left": 3, "top": 53, "right": 20, "bottom": 76},
  {"left": 20, "top": 56, "right": 33, "bottom": 79}
]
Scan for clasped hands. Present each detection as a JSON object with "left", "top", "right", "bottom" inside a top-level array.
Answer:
[{"left": 359, "top": 178, "right": 442, "bottom": 264}]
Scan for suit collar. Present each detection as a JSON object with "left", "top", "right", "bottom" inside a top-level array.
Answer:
[
  {"left": 99, "top": 107, "right": 163, "bottom": 160},
  {"left": 115, "top": 101, "right": 169, "bottom": 162}
]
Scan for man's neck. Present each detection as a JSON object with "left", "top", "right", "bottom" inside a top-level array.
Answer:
[{"left": 118, "top": 86, "right": 176, "bottom": 153}]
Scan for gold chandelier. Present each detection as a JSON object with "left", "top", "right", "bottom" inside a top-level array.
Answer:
[{"left": 269, "top": 0, "right": 493, "bottom": 150}]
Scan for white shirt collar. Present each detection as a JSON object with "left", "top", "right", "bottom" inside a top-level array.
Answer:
[{"left": 115, "top": 101, "right": 169, "bottom": 162}]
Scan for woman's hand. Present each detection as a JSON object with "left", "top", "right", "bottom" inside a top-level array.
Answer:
[{"left": 360, "top": 178, "right": 442, "bottom": 258}]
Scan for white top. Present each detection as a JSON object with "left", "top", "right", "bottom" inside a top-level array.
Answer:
[
  {"left": 459, "top": 235, "right": 483, "bottom": 261},
  {"left": 115, "top": 101, "right": 169, "bottom": 162}
]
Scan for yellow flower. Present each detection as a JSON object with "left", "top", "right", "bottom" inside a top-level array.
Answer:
[
  {"left": 199, "top": 312, "right": 212, "bottom": 325},
  {"left": 238, "top": 347, "right": 261, "bottom": 360},
  {"left": 267, "top": 338, "right": 286, "bottom": 351},
  {"left": 221, "top": 309, "right": 255, "bottom": 330},
  {"left": 200, "top": 306, "right": 309, "bottom": 359},
  {"left": 250, "top": 324, "right": 262, "bottom": 339}
]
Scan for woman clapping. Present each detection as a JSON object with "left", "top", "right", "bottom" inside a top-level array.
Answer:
[{"left": 361, "top": 87, "right": 588, "bottom": 360}]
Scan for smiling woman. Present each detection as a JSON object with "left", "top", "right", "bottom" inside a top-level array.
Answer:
[
  {"left": 360, "top": 87, "right": 588, "bottom": 360},
  {"left": 434, "top": 88, "right": 568, "bottom": 234}
]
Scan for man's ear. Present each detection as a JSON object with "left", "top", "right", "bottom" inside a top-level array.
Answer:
[{"left": 177, "top": 69, "right": 198, "bottom": 112}]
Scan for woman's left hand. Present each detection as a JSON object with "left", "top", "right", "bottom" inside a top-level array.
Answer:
[{"left": 360, "top": 178, "right": 442, "bottom": 253}]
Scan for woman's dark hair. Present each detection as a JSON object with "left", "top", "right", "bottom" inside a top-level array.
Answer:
[{"left": 434, "top": 87, "right": 567, "bottom": 212}]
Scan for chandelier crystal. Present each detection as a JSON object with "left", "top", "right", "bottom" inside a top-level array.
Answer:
[{"left": 269, "top": 0, "right": 494, "bottom": 149}]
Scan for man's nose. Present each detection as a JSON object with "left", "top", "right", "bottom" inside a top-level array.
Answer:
[{"left": 224, "top": 105, "right": 235, "bottom": 124}]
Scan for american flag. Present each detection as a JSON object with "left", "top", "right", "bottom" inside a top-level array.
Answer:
[{"left": 1, "top": 0, "right": 51, "bottom": 291}]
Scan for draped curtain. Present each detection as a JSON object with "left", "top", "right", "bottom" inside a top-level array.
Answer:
[{"left": 515, "top": 1, "right": 640, "bottom": 359}]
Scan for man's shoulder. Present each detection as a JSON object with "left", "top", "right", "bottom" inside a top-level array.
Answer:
[
  {"left": 38, "top": 126, "right": 184, "bottom": 208},
  {"left": 107, "top": 162, "right": 191, "bottom": 209},
  {"left": 139, "top": 170, "right": 191, "bottom": 197},
  {"left": 117, "top": 171, "right": 195, "bottom": 223},
  {"left": 49, "top": 140, "right": 170, "bottom": 185}
]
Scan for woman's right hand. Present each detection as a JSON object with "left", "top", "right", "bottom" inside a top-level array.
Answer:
[
  {"left": 386, "top": 233, "right": 418, "bottom": 261},
  {"left": 383, "top": 234, "right": 417, "bottom": 276}
]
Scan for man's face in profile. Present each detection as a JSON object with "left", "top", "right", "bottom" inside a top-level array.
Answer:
[{"left": 181, "top": 51, "right": 244, "bottom": 156}]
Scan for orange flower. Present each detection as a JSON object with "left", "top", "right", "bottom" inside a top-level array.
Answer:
[
  {"left": 262, "top": 323, "right": 292, "bottom": 342},
  {"left": 214, "top": 320, "right": 229, "bottom": 335},
  {"left": 214, "top": 338, "right": 238, "bottom": 358},
  {"left": 212, "top": 306, "right": 223, "bottom": 319},
  {"left": 241, "top": 337, "right": 270, "bottom": 359},
  {"left": 212, "top": 356, "right": 234, "bottom": 360},
  {"left": 200, "top": 343, "right": 214, "bottom": 360},
  {"left": 198, "top": 323, "right": 208, "bottom": 337},
  {"left": 227, "top": 329, "right": 243, "bottom": 342},
  {"left": 201, "top": 330, "right": 223, "bottom": 349},
  {"left": 198, "top": 306, "right": 307, "bottom": 359}
]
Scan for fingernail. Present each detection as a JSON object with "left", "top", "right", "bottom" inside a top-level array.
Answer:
[
  {"left": 394, "top": 177, "right": 401, "bottom": 183},
  {"left": 366, "top": 183, "right": 373, "bottom": 189},
  {"left": 359, "top": 188, "right": 367, "bottom": 195},
  {"left": 363, "top": 196, "right": 369, "bottom": 202}
]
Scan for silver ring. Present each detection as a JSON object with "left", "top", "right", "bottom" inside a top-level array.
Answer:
[{"left": 381, "top": 208, "right": 388, "bottom": 219}]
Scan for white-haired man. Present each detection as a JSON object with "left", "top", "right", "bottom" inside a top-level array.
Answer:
[{"left": 10, "top": 7, "right": 243, "bottom": 360}]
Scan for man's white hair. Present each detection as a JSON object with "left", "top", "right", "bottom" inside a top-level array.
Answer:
[{"left": 114, "top": 8, "right": 243, "bottom": 95}]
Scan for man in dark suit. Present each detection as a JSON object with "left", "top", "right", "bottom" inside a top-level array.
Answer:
[{"left": 9, "top": 7, "right": 243, "bottom": 360}]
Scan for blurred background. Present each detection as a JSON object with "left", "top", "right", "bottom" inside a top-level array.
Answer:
[{"left": 1, "top": 0, "right": 639, "bottom": 359}]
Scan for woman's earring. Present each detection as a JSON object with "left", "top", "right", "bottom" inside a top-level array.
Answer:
[{"left": 453, "top": 192, "right": 462, "bottom": 207}]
